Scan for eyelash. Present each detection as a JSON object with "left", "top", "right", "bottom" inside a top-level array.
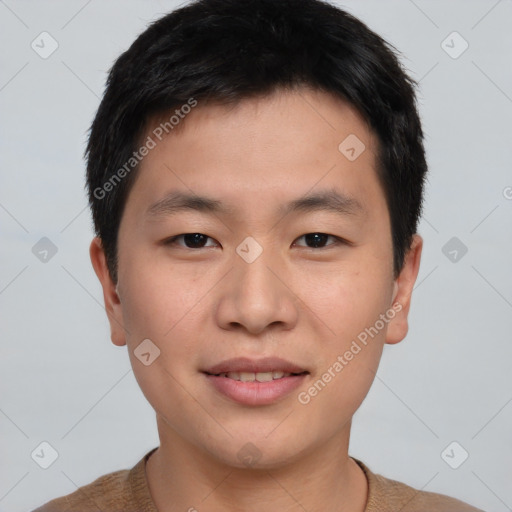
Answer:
[{"left": 163, "top": 232, "right": 347, "bottom": 250}]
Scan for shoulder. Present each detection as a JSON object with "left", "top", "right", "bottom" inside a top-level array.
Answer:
[
  {"left": 31, "top": 468, "right": 131, "bottom": 512},
  {"left": 31, "top": 448, "right": 157, "bottom": 512},
  {"left": 353, "top": 458, "right": 485, "bottom": 512}
]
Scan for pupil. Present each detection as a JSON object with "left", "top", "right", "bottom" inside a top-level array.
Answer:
[
  {"left": 305, "top": 233, "right": 327, "bottom": 248},
  {"left": 184, "top": 233, "right": 207, "bottom": 248}
]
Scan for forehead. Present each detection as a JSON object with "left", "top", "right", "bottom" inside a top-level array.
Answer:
[{"left": 125, "top": 88, "right": 383, "bottom": 222}]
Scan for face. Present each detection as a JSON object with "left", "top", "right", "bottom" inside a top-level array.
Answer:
[{"left": 91, "top": 88, "right": 422, "bottom": 469}]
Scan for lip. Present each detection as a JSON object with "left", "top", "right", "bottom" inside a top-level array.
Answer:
[
  {"left": 205, "top": 373, "right": 308, "bottom": 406},
  {"left": 204, "top": 357, "right": 307, "bottom": 375},
  {"left": 203, "top": 357, "right": 309, "bottom": 406}
]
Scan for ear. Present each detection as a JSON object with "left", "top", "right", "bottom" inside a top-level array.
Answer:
[
  {"left": 385, "top": 234, "right": 423, "bottom": 345},
  {"left": 89, "top": 237, "right": 127, "bottom": 347}
]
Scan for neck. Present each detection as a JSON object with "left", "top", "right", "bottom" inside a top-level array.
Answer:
[{"left": 145, "top": 416, "right": 368, "bottom": 512}]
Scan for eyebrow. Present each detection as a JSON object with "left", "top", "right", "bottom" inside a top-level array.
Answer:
[{"left": 145, "top": 188, "right": 365, "bottom": 220}]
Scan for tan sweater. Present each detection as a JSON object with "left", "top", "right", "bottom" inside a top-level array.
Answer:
[{"left": 32, "top": 447, "right": 483, "bottom": 511}]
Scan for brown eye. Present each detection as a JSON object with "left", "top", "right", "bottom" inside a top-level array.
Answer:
[
  {"left": 164, "top": 233, "right": 217, "bottom": 249},
  {"left": 294, "top": 233, "right": 342, "bottom": 249}
]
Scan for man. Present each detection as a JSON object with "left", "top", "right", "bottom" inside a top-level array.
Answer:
[{"left": 33, "top": 0, "right": 483, "bottom": 510}]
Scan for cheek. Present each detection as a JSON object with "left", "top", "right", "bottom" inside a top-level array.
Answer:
[
  {"left": 116, "top": 266, "right": 209, "bottom": 425},
  {"left": 118, "top": 247, "right": 207, "bottom": 341},
  {"left": 127, "top": 349, "right": 205, "bottom": 438},
  {"left": 304, "top": 261, "right": 392, "bottom": 402},
  {"left": 305, "top": 259, "right": 392, "bottom": 339},
  {"left": 118, "top": 259, "right": 206, "bottom": 420}
]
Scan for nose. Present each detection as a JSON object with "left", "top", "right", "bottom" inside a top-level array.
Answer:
[{"left": 214, "top": 244, "right": 299, "bottom": 336}]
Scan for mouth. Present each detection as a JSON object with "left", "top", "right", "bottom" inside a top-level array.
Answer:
[
  {"left": 203, "top": 356, "right": 308, "bottom": 376},
  {"left": 206, "top": 370, "right": 308, "bottom": 382},
  {"left": 202, "top": 357, "right": 309, "bottom": 405}
]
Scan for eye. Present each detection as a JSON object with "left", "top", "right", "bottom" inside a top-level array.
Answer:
[
  {"left": 163, "top": 232, "right": 346, "bottom": 250},
  {"left": 293, "top": 232, "right": 344, "bottom": 249},
  {"left": 163, "top": 233, "right": 218, "bottom": 249}
]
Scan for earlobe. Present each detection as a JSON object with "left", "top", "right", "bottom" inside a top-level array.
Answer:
[
  {"left": 89, "top": 237, "right": 127, "bottom": 347},
  {"left": 385, "top": 234, "right": 423, "bottom": 345}
]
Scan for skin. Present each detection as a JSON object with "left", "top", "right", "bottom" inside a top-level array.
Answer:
[{"left": 90, "top": 87, "right": 422, "bottom": 512}]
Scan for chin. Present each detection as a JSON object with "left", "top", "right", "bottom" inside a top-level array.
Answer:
[{"left": 203, "top": 430, "right": 311, "bottom": 471}]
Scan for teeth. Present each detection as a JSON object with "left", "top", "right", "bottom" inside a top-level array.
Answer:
[
  {"left": 256, "top": 372, "right": 273, "bottom": 382},
  {"left": 218, "top": 371, "right": 293, "bottom": 381},
  {"left": 239, "top": 372, "right": 256, "bottom": 382}
]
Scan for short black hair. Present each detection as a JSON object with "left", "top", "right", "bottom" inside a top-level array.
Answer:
[{"left": 85, "top": 0, "right": 427, "bottom": 283}]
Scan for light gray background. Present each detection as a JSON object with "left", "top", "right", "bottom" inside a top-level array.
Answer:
[{"left": 1, "top": 1, "right": 511, "bottom": 510}]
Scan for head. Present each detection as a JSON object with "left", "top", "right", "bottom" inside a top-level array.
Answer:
[{"left": 88, "top": 0, "right": 425, "bottom": 468}]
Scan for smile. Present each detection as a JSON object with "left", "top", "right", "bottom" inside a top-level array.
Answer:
[
  {"left": 203, "top": 357, "right": 309, "bottom": 405},
  {"left": 211, "top": 371, "right": 303, "bottom": 382}
]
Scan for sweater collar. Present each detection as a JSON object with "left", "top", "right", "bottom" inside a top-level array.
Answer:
[{"left": 129, "top": 448, "right": 377, "bottom": 511}]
